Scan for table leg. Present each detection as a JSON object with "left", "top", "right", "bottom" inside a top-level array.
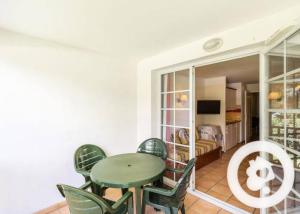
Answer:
[{"left": 135, "top": 186, "right": 142, "bottom": 214}]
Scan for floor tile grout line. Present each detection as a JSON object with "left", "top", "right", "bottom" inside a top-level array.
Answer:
[{"left": 185, "top": 198, "right": 200, "bottom": 212}]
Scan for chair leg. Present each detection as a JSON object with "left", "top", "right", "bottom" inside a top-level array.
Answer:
[
  {"left": 141, "top": 199, "right": 146, "bottom": 214},
  {"left": 83, "top": 176, "right": 106, "bottom": 197},
  {"left": 128, "top": 196, "right": 134, "bottom": 214},
  {"left": 92, "top": 183, "right": 104, "bottom": 196},
  {"left": 171, "top": 207, "right": 179, "bottom": 214},
  {"left": 181, "top": 204, "right": 186, "bottom": 214},
  {"left": 159, "top": 176, "right": 164, "bottom": 185},
  {"left": 164, "top": 208, "right": 172, "bottom": 214},
  {"left": 84, "top": 175, "right": 90, "bottom": 182}
]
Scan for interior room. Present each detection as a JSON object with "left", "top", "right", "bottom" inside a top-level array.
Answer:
[
  {"left": 194, "top": 55, "right": 260, "bottom": 213},
  {"left": 1, "top": 1, "right": 300, "bottom": 214}
]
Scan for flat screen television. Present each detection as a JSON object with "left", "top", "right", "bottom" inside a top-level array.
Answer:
[{"left": 197, "top": 100, "right": 220, "bottom": 114}]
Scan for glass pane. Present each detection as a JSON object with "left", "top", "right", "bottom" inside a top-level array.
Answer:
[
  {"left": 175, "top": 145, "right": 189, "bottom": 164},
  {"left": 269, "top": 112, "right": 284, "bottom": 138},
  {"left": 267, "top": 201, "right": 284, "bottom": 214},
  {"left": 175, "top": 110, "right": 189, "bottom": 127},
  {"left": 161, "top": 93, "right": 174, "bottom": 108},
  {"left": 287, "top": 140, "right": 300, "bottom": 158},
  {"left": 161, "top": 73, "right": 174, "bottom": 92},
  {"left": 175, "top": 162, "right": 186, "bottom": 181},
  {"left": 286, "top": 72, "right": 300, "bottom": 109},
  {"left": 287, "top": 150, "right": 300, "bottom": 169},
  {"left": 268, "top": 154, "right": 284, "bottom": 213},
  {"left": 161, "top": 110, "right": 174, "bottom": 125},
  {"left": 166, "top": 143, "right": 175, "bottom": 161},
  {"left": 174, "top": 128, "right": 183, "bottom": 144},
  {"left": 286, "top": 189, "right": 300, "bottom": 213},
  {"left": 268, "top": 152, "right": 300, "bottom": 213},
  {"left": 268, "top": 78, "right": 284, "bottom": 109},
  {"left": 286, "top": 113, "right": 300, "bottom": 139},
  {"left": 268, "top": 43, "right": 284, "bottom": 79},
  {"left": 175, "top": 92, "right": 189, "bottom": 108},
  {"left": 161, "top": 126, "right": 174, "bottom": 143},
  {"left": 268, "top": 136, "right": 284, "bottom": 147},
  {"left": 165, "top": 159, "right": 175, "bottom": 180},
  {"left": 175, "top": 69, "right": 189, "bottom": 91},
  {"left": 286, "top": 30, "right": 300, "bottom": 73}
]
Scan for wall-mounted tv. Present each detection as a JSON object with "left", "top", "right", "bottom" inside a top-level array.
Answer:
[{"left": 197, "top": 100, "right": 220, "bottom": 114}]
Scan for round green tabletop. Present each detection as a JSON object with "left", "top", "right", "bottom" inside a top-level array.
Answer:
[{"left": 90, "top": 153, "right": 166, "bottom": 188}]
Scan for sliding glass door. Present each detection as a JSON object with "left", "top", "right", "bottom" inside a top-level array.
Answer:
[
  {"left": 263, "top": 29, "right": 300, "bottom": 214},
  {"left": 160, "top": 68, "right": 194, "bottom": 182}
]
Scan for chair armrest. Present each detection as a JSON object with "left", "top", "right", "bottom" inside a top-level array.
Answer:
[
  {"left": 111, "top": 191, "right": 133, "bottom": 210},
  {"left": 79, "top": 181, "right": 92, "bottom": 190},
  {"left": 143, "top": 186, "right": 174, "bottom": 197},
  {"left": 165, "top": 167, "right": 184, "bottom": 174}
]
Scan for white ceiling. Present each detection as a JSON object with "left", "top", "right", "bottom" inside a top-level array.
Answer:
[
  {"left": 0, "top": 1, "right": 300, "bottom": 59},
  {"left": 195, "top": 55, "right": 260, "bottom": 83}
]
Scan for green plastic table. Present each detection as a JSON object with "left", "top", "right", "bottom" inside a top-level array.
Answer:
[{"left": 90, "top": 153, "right": 166, "bottom": 214}]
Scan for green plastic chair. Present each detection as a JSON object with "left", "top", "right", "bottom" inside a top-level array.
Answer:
[
  {"left": 141, "top": 158, "right": 195, "bottom": 214},
  {"left": 74, "top": 144, "right": 107, "bottom": 195},
  {"left": 57, "top": 181, "right": 133, "bottom": 214},
  {"left": 74, "top": 144, "right": 107, "bottom": 180},
  {"left": 137, "top": 138, "right": 168, "bottom": 160}
]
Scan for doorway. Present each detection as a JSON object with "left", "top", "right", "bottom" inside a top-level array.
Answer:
[
  {"left": 194, "top": 55, "right": 260, "bottom": 213},
  {"left": 245, "top": 91, "right": 260, "bottom": 142}
]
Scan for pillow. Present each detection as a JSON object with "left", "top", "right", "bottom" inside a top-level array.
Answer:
[
  {"left": 177, "top": 128, "right": 200, "bottom": 144},
  {"left": 178, "top": 129, "right": 189, "bottom": 145},
  {"left": 170, "top": 131, "right": 182, "bottom": 144},
  {"left": 195, "top": 128, "right": 200, "bottom": 140}
]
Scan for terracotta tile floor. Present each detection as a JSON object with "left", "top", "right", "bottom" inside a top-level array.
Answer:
[
  {"left": 195, "top": 146, "right": 260, "bottom": 214},
  {"left": 48, "top": 188, "right": 233, "bottom": 214}
]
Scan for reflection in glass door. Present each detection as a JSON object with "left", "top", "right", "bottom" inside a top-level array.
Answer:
[
  {"left": 265, "top": 29, "right": 300, "bottom": 213},
  {"left": 160, "top": 69, "right": 193, "bottom": 181}
]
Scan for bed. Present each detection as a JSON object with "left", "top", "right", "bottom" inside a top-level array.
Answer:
[{"left": 169, "top": 126, "right": 222, "bottom": 170}]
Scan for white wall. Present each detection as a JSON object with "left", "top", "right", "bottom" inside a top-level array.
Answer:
[
  {"left": 150, "top": 69, "right": 162, "bottom": 138},
  {"left": 137, "top": 5, "right": 300, "bottom": 142},
  {"left": 196, "top": 77, "right": 226, "bottom": 136},
  {"left": 0, "top": 30, "right": 137, "bottom": 214},
  {"left": 246, "top": 83, "right": 260, "bottom": 93}
]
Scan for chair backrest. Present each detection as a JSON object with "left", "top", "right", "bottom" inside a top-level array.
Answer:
[
  {"left": 137, "top": 138, "right": 168, "bottom": 160},
  {"left": 57, "top": 184, "right": 110, "bottom": 214},
  {"left": 173, "top": 158, "right": 195, "bottom": 202},
  {"left": 74, "top": 144, "right": 107, "bottom": 174}
]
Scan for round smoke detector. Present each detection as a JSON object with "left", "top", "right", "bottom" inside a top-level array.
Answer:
[{"left": 203, "top": 38, "right": 223, "bottom": 52}]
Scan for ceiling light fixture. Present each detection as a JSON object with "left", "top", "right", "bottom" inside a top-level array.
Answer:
[{"left": 203, "top": 38, "right": 223, "bottom": 52}]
